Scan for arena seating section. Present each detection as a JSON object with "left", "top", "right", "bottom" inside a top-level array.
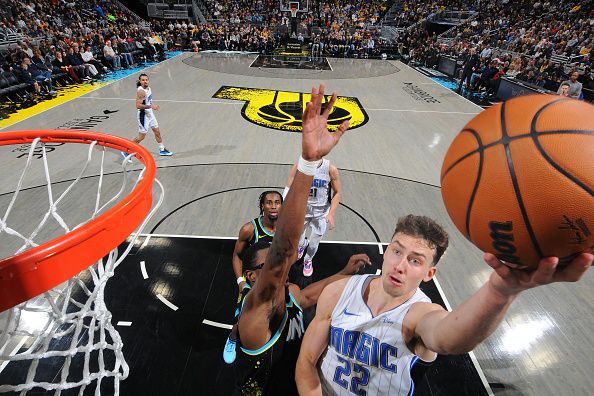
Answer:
[{"left": 1, "top": 0, "right": 592, "bottom": 111}]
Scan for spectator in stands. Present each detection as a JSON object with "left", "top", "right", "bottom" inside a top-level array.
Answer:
[
  {"left": 67, "top": 47, "right": 93, "bottom": 80},
  {"left": 30, "top": 50, "right": 56, "bottom": 95},
  {"left": 558, "top": 82, "right": 571, "bottom": 96},
  {"left": 13, "top": 57, "right": 42, "bottom": 95},
  {"left": 20, "top": 41, "right": 33, "bottom": 58},
  {"left": 82, "top": 45, "right": 109, "bottom": 75},
  {"left": 103, "top": 40, "right": 121, "bottom": 70},
  {"left": 457, "top": 46, "right": 479, "bottom": 92},
  {"left": 53, "top": 50, "right": 81, "bottom": 83},
  {"left": 75, "top": 45, "right": 102, "bottom": 77},
  {"left": 557, "top": 70, "right": 583, "bottom": 99},
  {"left": 116, "top": 38, "right": 135, "bottom": 68}
]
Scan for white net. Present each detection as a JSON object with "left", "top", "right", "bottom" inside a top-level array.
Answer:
[{"left": 0, "top": 137, "right": 163, "bottom": 395}]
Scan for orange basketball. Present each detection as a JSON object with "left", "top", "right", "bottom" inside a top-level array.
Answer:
[{"left": 441, "top": 95, "right": 594, "bottom": 269}]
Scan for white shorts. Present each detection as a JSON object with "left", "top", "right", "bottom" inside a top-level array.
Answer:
[
  {"left": 303, "top": 205, "right": 330, "bottom": 236},
  {"left": 137, "top": 111, "right": 158, "bottom": 133}
]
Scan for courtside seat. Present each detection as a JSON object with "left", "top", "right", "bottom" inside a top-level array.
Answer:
[{"left": 2, "top": 71, "right": 29, "bottom": 93}]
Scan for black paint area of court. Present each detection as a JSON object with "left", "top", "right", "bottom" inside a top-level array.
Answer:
[
  {"left": 250, "top": 54, "right": 332, "bottom": 70},
  {"left": 0, "top": 237, "right": 490, "bottom": 395}
]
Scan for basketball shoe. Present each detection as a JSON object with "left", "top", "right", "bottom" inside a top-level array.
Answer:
[
  {"left": 223, "top": 336, "right": 236, "bottom": 364},
  {"left": 303, "top": 258, "right": 313, "bottom": 277},
  {"left": 159, "top": 148, "right": 173, "bottom": 156}
]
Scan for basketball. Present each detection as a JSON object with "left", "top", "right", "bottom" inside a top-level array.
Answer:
[{"left": 441, "top": 95, "right": 594, "bottom": 269}]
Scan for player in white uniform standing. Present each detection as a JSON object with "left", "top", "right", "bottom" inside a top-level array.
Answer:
[
  {"left": 284, "top": 158, "right": 341, "bottom": 277},
  {"left": 296, "top": 214, "right": 593, "bottom": 395},
  {"left": 123, "top": 73, "right": 173, "bottom": 160}
]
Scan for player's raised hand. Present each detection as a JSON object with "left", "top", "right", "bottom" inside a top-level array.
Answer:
[
  {"left": 340, "top": 254, "right": 371, "bottom": 275},
  {"left": 302, "top": 84, "right": 349, "bottom": 161},
  {"left": 484, "top": 252, "right": 593, "bottom": 297}
]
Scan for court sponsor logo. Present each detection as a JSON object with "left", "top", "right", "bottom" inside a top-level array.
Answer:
[
  {"left": 213, "top": 86, "right": 368, "bottom": 132},
  {"left": 12, "top": 111, "right": 118, "bottom": 159},
  {"left": 402, "top": 82, "right": 440, "bottom": 103}
]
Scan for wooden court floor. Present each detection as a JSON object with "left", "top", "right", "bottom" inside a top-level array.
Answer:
[{"left": 0, "top": 53, "right": 592, "bottom": 395}]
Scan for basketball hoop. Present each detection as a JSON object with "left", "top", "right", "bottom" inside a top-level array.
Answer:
[{"left": 0, "top": 130, "right": 164, "bottom": 394}]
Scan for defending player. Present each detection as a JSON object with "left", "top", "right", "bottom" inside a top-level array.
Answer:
[
  {"left": 234, "top": 83, "right": 350, "bottom": 394},
  {"left": 223, "top": 190, "right": 283, "bottom": 364}
]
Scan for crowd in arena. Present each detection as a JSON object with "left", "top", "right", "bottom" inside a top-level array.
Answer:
[
  {"left": 0, "top": 0, "right": 167, "bottom": 102},
  {"left": 403, "top": 0, "right": 593, "bottom": 98},
  {"left": 1, "top": 0, "right": 593, "bottom": 107}
]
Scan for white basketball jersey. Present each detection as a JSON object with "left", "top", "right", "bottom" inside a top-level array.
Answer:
[
  {"left": 309, "top": 159, "right": 331, "bottom": 208},
  {"left": 318, "top": 274, "right": 431, "bottom": 396},
  {"left": 138, "top": 86, "right": 153, "bottom": 115}
]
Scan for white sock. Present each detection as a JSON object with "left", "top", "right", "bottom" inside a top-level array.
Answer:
[{"left": 158, "top": 143, "right": 165, "bottom": 151}]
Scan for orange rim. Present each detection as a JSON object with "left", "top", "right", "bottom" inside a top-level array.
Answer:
[{"left": 0, "top": 130, "right": 156, "bottom": 312}]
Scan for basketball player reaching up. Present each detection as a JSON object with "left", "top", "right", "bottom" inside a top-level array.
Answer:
[
  {"left": 236, "top": 241, "right": 369, "bottom": 394},
  {"left": 284, "top": 159, "right": 341, "bottom": 277},
  {"left": 234, "top": 83, "right": 354, "bottom": 394},
  {"left": 296, "top": 214, "right": 593, "bottom": 395},
  {"left": 223, "top": 190, "right": 283, "bottom": 364},
  {"left": 123, "top": 73, "right": 173, "bottom": 161}
]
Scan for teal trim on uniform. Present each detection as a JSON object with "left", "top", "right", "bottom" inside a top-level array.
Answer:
[
  {"left": 237, "top": 284, "right": 252, "bottom": 316},
  {"left": 288, "top": 292, "right": 302, "bottom": 312},
  {"left": 251, "top": 218, "right": 260, "bottom": 242},
  {"left": 257, "top": 215, "right": 275, "bottom": 237},
  {"left": 239, "top": 309, "right": 288, "bottom": 356}
]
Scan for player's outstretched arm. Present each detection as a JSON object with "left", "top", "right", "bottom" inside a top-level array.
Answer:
[
  {"left": 239, "top": 84, "right": 348, "bottom": 349},
  {"left": 411, "top": 253, "right": 593, "bottom": 355},
  {"left": 291, "top": 254, "right": 370, "bottom": 309},
  {"left": 296, "top": 278, "right": 348, "bottom": 396}
]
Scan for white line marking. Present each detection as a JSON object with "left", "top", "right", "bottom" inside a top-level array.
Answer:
[
  {"left": 375, "top": 269, "right": 382, "bottom": 275},
  {"left": 116, "top": 321, "right": 133, "bottom": 326},
  {"left": 0, "top": 53, "right": 185, "bottom": 131},
  {"left": 140, "top": 261, "right": 148, "bottom": 279},
  {"left": 366, "top": 108, "right": 480, "bottom": 115},
  {"left": 156, "top": 294, "right": 179, "bottom": 311},
  {"left": 433, "top": 275, "right": 494, "bottom": 394},
  {"left": 432, "top": 276, "right": 452, "bottom": 310},
  {"left": 141, "top": 235, "right": 151, "bottom": 248},
  {"left": 79, "top": 97, "right": 478, "bottom": 114},
  {"left": 202, "top": 319, "right": 233, "bottom": 330},
  {"left": 468, "top": 350, "right": 495, "bottom": 396},
  {"left": 0, "top": 337, "right": 28, "bottom": 373},
  {"left": 135, "top": 233, "right": 384, "bottom": 245},
  {"left": 79, "top": 97, "right": 241, "bottom": 105}
]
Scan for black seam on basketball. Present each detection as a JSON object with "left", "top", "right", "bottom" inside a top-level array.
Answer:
[
  {"left": 442, "top": 129, "right": 594, "bottom": 181},
  {"left": 440, "top": 129, "right": 483, "bottom": 183},
  {"left": 530, "top": 103, "right": 594, "bottom": 197},
  {"left": 501, "top": 101, "right": 544, "bottom": 260},
  {"left": 464, "top": 129, "right": 484, "bottom": 239}
]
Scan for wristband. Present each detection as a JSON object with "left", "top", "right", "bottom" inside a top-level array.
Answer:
[
  {"left": 297, "top": 156, "right": 322, "bottom": 176},
  {"left": 236, "top": 276, "right": 246, "bottom": 285}
]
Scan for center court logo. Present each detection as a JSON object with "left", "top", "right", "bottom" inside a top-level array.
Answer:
[{"left": 213, "top": 86, "right": 369, "bottom": 132}]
